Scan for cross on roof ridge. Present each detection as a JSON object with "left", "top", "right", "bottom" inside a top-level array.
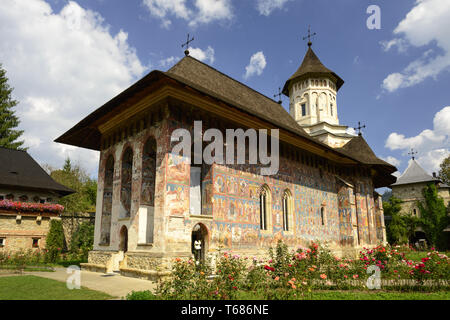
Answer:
[
  {"left": 408, "top": 148, "right": 418, "bottom": 160},
  {"left": 354, "top": 121, "right": 366, "bottom": 136},
  {"left": 274, "top": 87, "right": 282, "bottom": 104},
  {"left": 302, "top": 25, "right": 317, "bottom": 47},
  {"left": 182, "top": 33, "right": 194, "bottom": 56}
]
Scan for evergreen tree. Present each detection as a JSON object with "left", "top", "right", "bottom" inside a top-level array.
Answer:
[
  {"left": 50, "top": 157, "right": 97, "bottom": 213},
  {"left": 46, "top": 219, "right": 66, "bottom": 262},
  {"left": 417, "top": 183, "right": 449, "bottom": 249},
  {"left": 0, "top": 64, "right": 25, "bottom": 150}
]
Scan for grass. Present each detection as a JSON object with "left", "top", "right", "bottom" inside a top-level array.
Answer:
[
  {"left": 0, "top": 275, "right": 113, "bottom": 300},
  {"left": 235, "top": 290, "right": 450, "bottom": 300},
  {"left": 403, "top": 251, "right": 450, "bottom": 261}
]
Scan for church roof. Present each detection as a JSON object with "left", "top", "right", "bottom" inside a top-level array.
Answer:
[
  {"left": 391, "top": 159, "right": 439, "bottom": 186},
  {"left": 0, "top": 147, "right": 74, "bottom": 196},
  {"left": 55, "top": 55, "right": 396, "bottom": 187},
  {"left": 338, "top": 135, "right": 391, "bottom": 167},
  {"left": 282, "top": 46, "right": 344, "bottom": 96},
  {"left": 166, "top": 56, "right": 312, "bottom": 140}
]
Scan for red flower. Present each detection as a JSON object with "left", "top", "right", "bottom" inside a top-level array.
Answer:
[{"left": 264, "top": 265, "right": 275, "bottom": 272}]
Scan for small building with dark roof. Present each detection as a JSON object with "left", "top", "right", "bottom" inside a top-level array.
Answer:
[
  {"left": 0, "top": 147, "right": 74, "bottom": 251},
  {"left": 56, "top": 44, "right": 396, "bottom": 277}
]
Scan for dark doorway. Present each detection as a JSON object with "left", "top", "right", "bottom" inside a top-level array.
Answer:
[
  {"left": 119, "top": 226, "right": 128, "bottom": 252},
  {"left": 191, "top": 223, "right": 208, "bottom": 263}
]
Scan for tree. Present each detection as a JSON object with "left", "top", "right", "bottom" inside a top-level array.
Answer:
[
  {"left": 438, "top": 155, "right": 450, "bottom": 185},
  {"left": 384, "top": 196, "right": 418, "bottom": 245},
  {"left": 382, "top": 190, "right": 392, "bottom": 202},
  {"left": 0, "top": 64, "right": 25, "bottom": 150},
  {"left": 417, "top": 183, "right": 449, "bottom": 249},
  {"left": 50, "top": 158, "right": 97, "bottom": 213}
]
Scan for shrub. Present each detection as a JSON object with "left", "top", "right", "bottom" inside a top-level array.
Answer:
[
  {"left": 45, "top": 219, "right": 65, "bottom": 262},
  {"left": 70, "top": 222, "right": 94, "bottom": 261}
]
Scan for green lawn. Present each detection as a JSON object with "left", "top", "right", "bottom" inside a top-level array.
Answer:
[
  {"left": 236, "top": 290, "right": 450, "bottom": 300},
  {"left": 403, "top": 251, "right": 450, "bottom": 261},
  {"left": 0, "top": 275, "right": 113, "bottom": 300}
]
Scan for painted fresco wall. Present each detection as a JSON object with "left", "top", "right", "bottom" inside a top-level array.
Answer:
[
  {"left": 90, "top": 104, "right": 384, "bottom": 270},
  {"left": 93, "top": 107, "right": 170, "bottom": 254}
]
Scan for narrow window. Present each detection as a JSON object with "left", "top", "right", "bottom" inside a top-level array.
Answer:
[
  {"left": 330, "top": 103, "right": 334, "bottom": 116},
  {"left": 301, "top": 104, "right": 306, "bottom": 116},
  {"left": 0, "top": 238, "right": 5, "bottom": 247},
  {"left": 190, "top": 165, "right": 202, "bottom": 215},
  {"left": 260, "top": 192, "right": 266, "bottom": 230},
  {"left": 0, "top": 195, "right": 4, "bottom": 200},
  {"left": 260, "top": 186, "right": 270, "bottom": 231}
]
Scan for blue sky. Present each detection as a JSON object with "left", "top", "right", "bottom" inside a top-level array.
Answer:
[{"left": 0, "top": 0, "right": 449, "bottom": 181}]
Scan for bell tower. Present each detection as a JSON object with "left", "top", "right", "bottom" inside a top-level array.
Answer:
[{"left": 283, "top": 40, "right": 353, "bottom": 148}]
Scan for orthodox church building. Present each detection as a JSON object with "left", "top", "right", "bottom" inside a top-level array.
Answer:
[{"left": 56, "top": 42, "right": 396, "bottom": 278}]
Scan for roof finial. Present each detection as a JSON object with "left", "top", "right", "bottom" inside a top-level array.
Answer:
[
  {"left": 302, "top": 25, "right": 317, "bottom": 47},
  {"left": 274, "top": 87, "right": 283, "bottom": 104},
  {"left": 408, "top": 148, "right": 418, "bottom": 160},
  {"left": 354, "top": 121, "right": 366, "bottom": 136},
  {"left": 181, "top": 33, "right": 194, "bottom": 56}
]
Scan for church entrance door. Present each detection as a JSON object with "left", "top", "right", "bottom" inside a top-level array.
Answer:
[
  {"left": 119, "top": 226, "right": 128, "bottom": 253},
  {"left": 191, "top": 223, "right": 208, "bottom": 264}
]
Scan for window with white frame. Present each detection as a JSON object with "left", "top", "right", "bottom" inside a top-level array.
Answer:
[{"left": 0, "top": 238, "right": 5, "bottom": 247}]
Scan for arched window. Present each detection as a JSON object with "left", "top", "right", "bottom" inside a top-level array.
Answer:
[
  {"left": 282, "top": 190, "right": 292, "bottom": 232},
  {"left": 260, "top": 185, "right": 271, "bottom": 231},
  {"left": 121, "top": 147, "right": 133, "bottom": 218},
  {"left": 100, "top": 155, "right": 114, "bottom": 245}
]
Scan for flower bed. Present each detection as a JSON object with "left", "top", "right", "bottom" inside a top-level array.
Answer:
[
  {"left": 0, "top": 200, "right": 64, "bottom": 214},
  {"left": 145, "top": 241, "right": 450, "bottom": 300}
]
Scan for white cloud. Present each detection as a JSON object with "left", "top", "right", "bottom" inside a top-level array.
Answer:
[
  {"left": 0, "top": 0, "right": 146, "bottom": 176},
  {"left": 385, "top": 106, "right": 450, "bottom": 173},
  {"left": 382, "top": 0, "right": 450, "bottom": 92},
  {"left": 159, "top": 56, "right": 180, "bottom": 69},
  {"left": 244, "top": 51, "right": 266, "bottom": 79},
  {"left": 189, "top": 46, "right": 215, "bottom": 64},
  {"left": 256, "top": 0, "right": 291, "bottom": 16},
  {"left": 346, "top": 127, "right": 358, "bottom": 136},
  {"left": 380, "top": 38, "right": 408, "bottom": 53},
  {"left": 380, "top": 156, "right": 402, "bottom": 167},
  {"left": 143, "top": 0, "right": 233, "bottom": 28}
]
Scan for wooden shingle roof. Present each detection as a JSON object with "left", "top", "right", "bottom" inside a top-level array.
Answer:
[
  {"left": 282, "top": 47, "right": 344, "bottom": 95},
  {"left": 0, "top": 147, "right": 74, "bottom": 196}
]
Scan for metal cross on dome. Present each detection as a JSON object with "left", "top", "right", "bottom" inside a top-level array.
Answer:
[
  {"left": 182, "top": 33, "right": 194, "bottom": 56},
  {"left": 303, "top": 25, "right": 317, "bottom": 47},
  {"left": 274, "top": 87, "right": 283, "bottom": 104},
  {"left": 354, "top": 121, "right": 366, "bottom": 136},
  {"left": 408, "top": 148, "right": 418, "bottom": 160}
]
